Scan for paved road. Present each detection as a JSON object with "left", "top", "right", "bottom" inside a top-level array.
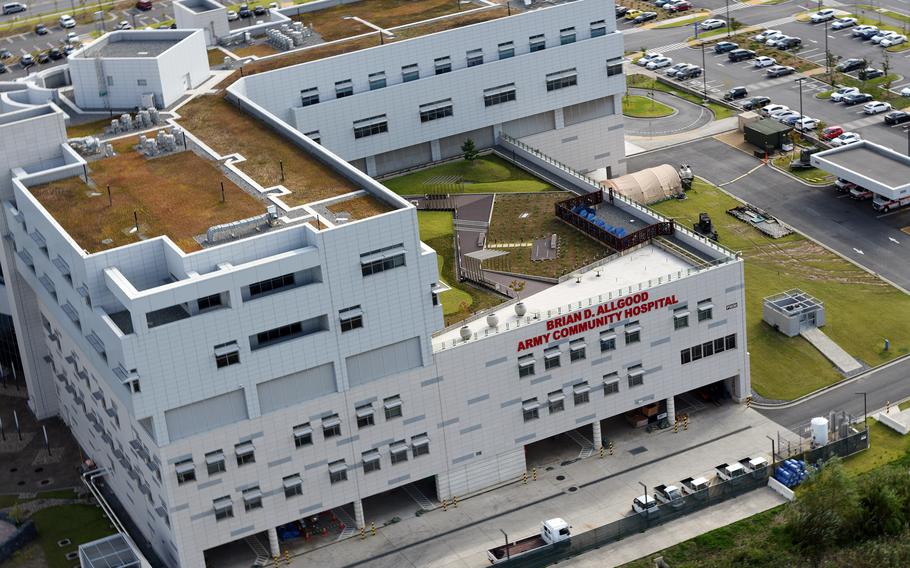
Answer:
[
  {"left": 624, "top": 86, "right": 714, "bottom": 135},
  {"left": 626, "top": 137, "right": 910, "bottom": 290}
]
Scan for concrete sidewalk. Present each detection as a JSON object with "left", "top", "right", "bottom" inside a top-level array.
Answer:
[
  {"left": 800, "top": 327, "right": 863, "bottom": 374},
  {"left": 626, "top": 117, "right": 739, "bottom": 154}
]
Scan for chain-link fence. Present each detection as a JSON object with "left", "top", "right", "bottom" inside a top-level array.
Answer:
[{"left": 493, "top": 428, "right": 870, "bottom": 567}]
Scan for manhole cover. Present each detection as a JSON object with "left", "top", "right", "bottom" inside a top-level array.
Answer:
[
  {"left": 568, "top": 486, "right": 578, "bottom": 492},
  {"left": 39, "top": 479, "right": 51, "bottom": 486},
  {"left": 556, "top": 475, "right": 566, "bottom": 481},
  {"left": 16, "top": 481, "right": 25, "bottom": 486},
  {"left": 34, "top": 467, "right": 44, "bottom": 473},
  {"left": 628, "top": 446, "right": 648, "bottom": 456},
  {"left": 9, "top": 468, "right": 17, "bottom": 473}
]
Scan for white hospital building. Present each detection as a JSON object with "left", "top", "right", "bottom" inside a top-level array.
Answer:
[{"left": 0, "top": 0, "right": 750, "bottom": 566}]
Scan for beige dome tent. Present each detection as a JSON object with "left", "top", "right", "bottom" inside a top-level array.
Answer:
[{"left": 600, "top": 164, "right": 682, "bottom": 205}]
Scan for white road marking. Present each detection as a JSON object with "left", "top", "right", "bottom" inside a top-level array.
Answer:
[
  {"left": 853, "top": 248, "right": 865, "bottom": 255},
  {"left": 890, "top": 237, "right": 901, "bottom": 244}
]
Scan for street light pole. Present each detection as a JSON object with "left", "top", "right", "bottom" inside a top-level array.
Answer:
[
  {"left": 701, "top": 41, "right": 708, "bottom": 101},
  {"left": 725, "top": 0, "right": 730, "bottom": 38},
  {"left": 499, "top": 529, "right": 510, "bottom": 561},
  {"left": 766, "top": 435, "right": 776, "bottom": 463},
  {"left": 824, "top": 18, "right": 830, "bottom": 78},
  {"left": 795, "top": 77, "right": 805, "bottom": 129},
  {"left": 856, "top": 391, "right": 868, "bottom": 432}
]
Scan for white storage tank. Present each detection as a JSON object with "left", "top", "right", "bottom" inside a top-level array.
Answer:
[{"left": 811, "top": 417, "right": 829, "bottom": 446}]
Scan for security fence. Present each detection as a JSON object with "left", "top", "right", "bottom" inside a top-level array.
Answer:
[{"left": 493, "top": 428, "right": 870, "bottom": 567}]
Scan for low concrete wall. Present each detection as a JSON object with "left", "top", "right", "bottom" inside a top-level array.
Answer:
[
  {"left": 0, "top": 512, "right": 37, "bottom": 564},
  {"left": 877, "top": 410, "right": 910, "bottom": 435},
  {"left": 767, "top": 476, "right": 795, "bottom": 501}
]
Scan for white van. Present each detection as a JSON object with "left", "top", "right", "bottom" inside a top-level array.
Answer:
[{"left": 2, "top": 2, "right": 28, "bottom": 14}]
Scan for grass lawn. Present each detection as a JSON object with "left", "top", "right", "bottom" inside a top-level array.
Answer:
[
  {"left": 842, "top": 419, "right": 906, "bottom": 476},
  {"left": 0, "top": 489, "right": 79, "bottom": 509},
  {"left": 652, "top": 179, "right": 910, "bottom": 400},
  {"left": 652, "top": 11, "right": 711, "bottom": 29},
  {"left": 31, "top": 504, "right": 114, "bottom": 568},
  {"left": 230, "top": 43, "right": 280, "bottom": 58},
  {"left": 417, "top": 211, "right": 504, "bottom": 325},
  {"left": 291, "top": 0, "right": 462, "bottom": 41},
  {"left": 382, "top": 154, "right": 555, "bottom": 195},
  {"left": 486, "top": 193, "right": 612, "bottom": 279},
  {"left": 177, "top": 96, "right": 359, "bottom": 207},
  {"left": 628, "top": 74, "right": 736, "bottom": 120},
  {"left": 65, "top": 118, "right": 113, "bottom": 139},
  {"left": 325, "top": 193, "right": 395, "bottom": 221},
  {"left": 688, "top": 26, "right": 733, "bottom": 40},
  {"left": 623, "top": 94, "right": 675, "bottom": 118},
  {"left": 770, "top": 154, "right": 836, "bottom": 185}
]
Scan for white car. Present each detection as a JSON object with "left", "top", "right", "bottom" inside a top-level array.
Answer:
[
  {"left": 646, "top": 56, "right": 673, "bottom": 70},
  {"left": 881, "top": 34, "right": 906, "bottom": 47},
  {"left": 632, "top": 495, "right": 658, "bottom": 514},
  {"left": 831, "top": 132, "right": 861, "bottom": 146},
  {"left": 636, "top": 52, "right": 662, "bottom": 66},
  {"left": 700, "top": 18, "right": 725, "bottom": 30},
  {"left": 830, "top": 86, "right": 859, "bottom": 102},
  {"left": 795, "top": 117, "right": 818, "bottom": 131},
  {"left": 831, "top": 17, "right": 856, "bottom": 29},
  {"left": 852, "top": 24, "right": 877, "bottom": 37},
  {"left": 760, "top": 31, "right": 786, "bottom": 44},
  {"left": 863, "top": 101, "right": 892, "bottom": 114},
  {"left": 116, "top": 20, "right": 132, "bottom": 30},
  {"left": 752, "top": 29, "right": 780, "bottom": 42},
  {"left": 664, "top": 62, "right": 689, "bottom": 76},
  {"left": 58, "top": 14, "right": 75, "bottom": 28},
  {"left": 871, "top": 30, "right": 899, "bottom": 44},
  {"left": 761, "top": 103, "right": 789, "bottom": 116},
  {"left": 901, "top": 86, "right": 910, "bottom": 97},
  {"left": 772, "top": 109, "right": 800, "bottom": 122},
  {"left": 810, "top": 9, "right": 836, "bottom": 23},
  {"left": 227, "top": 9, "right": 238, "bottom": 20},
  {"left": 753, "top": 56, "right": 776, "bottom": 68}
]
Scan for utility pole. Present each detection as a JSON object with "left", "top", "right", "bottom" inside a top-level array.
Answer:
[
  {"left": 701, "top": 42, "right": 708, "bottom": 101},
  {"left": 795, "top": 77, "right": 805, "bottom": 130},
  {"left": 725, "top": 0, "right": 730, "bottom": 37},
  {"left": 766, "top": 435, "right": 775, "bottom": 463},
  {"left": 856, "top": 391, "right": 868, "bottom": 435},
  {"left": 824, "top": 18, "right": 830, "bottom": 77}
]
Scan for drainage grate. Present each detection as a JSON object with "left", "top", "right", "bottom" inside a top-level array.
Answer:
[
  {"left": 16, "top": 481, "right": 25, "bottom": 486},
  {"left": 39, "top": 479, "right": 51, "bottom": 486},
  {"left": 9, "top": 468, "right": 17, "bottom": 473},
  {"left": 628, "top": 446, "right": 648, "bottom": 456},
  {"left": 568, "top": 486, "right": 578, "bottom": 492},
  {"left": 546, "top": 466, "right": 555, "bottom": 472},
  {"left": 556, "top": 475, "right": 566, "bottom": 481},
  {"left": 34, "top": 467, "right": 44, "bottom": 473},
  {"left": 65, "top": 551, "right": 79, "bottom": 560},
  {"left": 57, "top": 539, "right": 71, "bottom": 547}
]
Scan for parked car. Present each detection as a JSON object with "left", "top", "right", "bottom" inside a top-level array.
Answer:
[
  {"left": 136, "top": 0, "right": 152, "bottom": 9},
  {"left": 699, "top": 18, "right": 725, "bottom": 30},
  {"left": 0, "top": 63, "right": 7, "bottom": 74},
  {"left": 66, "top": 31, "right": 78, "bottom": 43},
  {"left": 871, "top": 30, "right": 900, "bottom": 44},
  {"left": 636, "top": 52, "right": 662, "bottom": 66},
  {"left": 835, "top": 178, "right": 857, "bottom": 191},
  {"left": 727, "top": 49, "right": 755, "bottom": 62},
  {"left": 836, "top": 58, "right": 864, "bottom": 72},
  {"left": 852, "top": 24, "right": 877, "bottom": 37},
  {"left": 880, "top": 34, "right": 906, "bottom": 47},
  {"left": 2, "top": 2, "right": 27, "bottom": 15},
  {"left": 831, "top": 132, "right": 862, "bottom": 146},
  {"left": 723, "top": 86, "right": 748, "bottom": 100},
  {"left": 634, "top": 11, "right": 658, "bottom": 23},
  {"left": 766, "top": 65, "right": 795, "bottom": 77},
  {"left": 625, "top": 9, "right": 642, "bottom": 19},
  {"left": 48, "top": 47, "right": 62, "bottom": 60},
  {"left": 62, "top": 44, "right": 75, "bottom": 56},
  {"left": 821, "top": 126, "right": 844, "bottom": 140},
  {"left": 666, "top": 0, "right": 691, "bottom": 12},
  {"left": 830, "top": 86, "right": 860, "bottom": 102},
  {"left": 843, "top": 92, "right": 873, "bottom": 105},
  {"left": 646, "top": 56, "right": 673, "bottom": 70},
  {"left": 752, "top": 29, "right": 781, "bottom": 42},
  {"left": 765, "top": 34, "right": 791, "bottom": 48},
  {"left": 227, "top": 9, "right": 238, "bottom": 20},
  {"left": 778, "top": 36, "right": 802, "bottom": 49},
  {"left": 858, "top": 68, "right": 884, "bottom": 80},
  {"left": 253, "top": 4, "right": 266, "bottom": 15},
  {"left": 831, "top": 17, "right": 857, "bottom": 29},
  {"left": 858, "top": 27, "right": 880, "bottom": 40},
  {"left": 849, "top": 187, "right": 873, "bottom": 200},
  {"left": 19, "top": 53, "right": 34, "bottom": 67},
  {"left": 772, "top": 109, "right": 800, "bottom": 122},
  {"left": 810, "top": 9, "right": 836, "bottom": 23},
  {"left": 902, "top": 86, "right": 910, "bottom": 97},
  {"left": 885, "top": 111, "right": 910, "bottom": 125},
  {"left": 34, "top": 24, "right": 48, "bottom": 35},
  {"left": 753, "top": 56, "right": 776, "bottom": 68},
  {"left": 238, "top": 3, "right": 252, "bottom": 17},
  {"left": 36, "top": 52, "right": 50, "bottom": 64},
  {"left": 615, "top": 5, "right": 629, "bottom": 17},
  {"left": 714, "top": 41, "right": 738, "bottom": 54},
  {"left": 863, "top": 101, "right": 892, "bottom": 114},
  {"left": 795, "top": 117, "right": 818, "bottom": 131},
  {"left": 116, "top": 20, "right": 132, "bottom": 30},
  {"left": 742, "top": 96, "right": 771, "bottom": 110},
  {"left": 664, "top": 63, "right": 690, "bottom": 77},
  {"left": 676, "top": 64, "right": 702, "bottom": 79},
  {"left": 0, "top": 49, "right": 11, "bottom": 59},
  {"left": 761, "top": 103, "right": 789, "bottom": 116},
  {"left": 58, "top": 14, "right": 75, "bottom": 28}
]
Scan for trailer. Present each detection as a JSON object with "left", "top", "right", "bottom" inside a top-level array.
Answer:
[
  {"left": 487, "top": 518, "right": 571, "bottom": 564},
  {"left": 654, "top": 484, "right": 685, "bottom": 508}
]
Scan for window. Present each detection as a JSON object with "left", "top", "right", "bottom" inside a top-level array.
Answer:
[
  {"left": 560, "top": 27, "right": 576, "bottom": 45},
  {"left": 698, "top": 301, "right": 714, "bottom": 322},
  {"left": 283, "top": 474, "right": 303, "bottom": 498},
  {"left": 673, "top": 309, "right": 689, "bottom": 330},
  {"left": 214, "top": 342, "right": 240, "bottom": 368},
  {"left": 419, "top": 99, "right": 454, "bottom": 123},
  {"left": 197, "top": 293, "right": 223, "bottom": 311},
  {"left": 137, "top": 78, "right": 147, "bottom": 86},
  {"left": 362, "top": 450, "right": 381, "bottom": 473},
  {"left": 401, "top": 64, "right": 419, "bottom": 82},
  {"left": 243, "top": 487, "right": 262, "bottom": 511},
  {"left": 412, "top": 434, "right": 430, "bottom": 457},
  {"left": 603, "top": 373, "right": 620, "bottom": 395},
  {"left": 498, "top": 41, "right": 514, "bottom": 59},
  {"left": 322, "top": 415, "right": 341, "bottom": 438},
  {"left": 213, "top": 497, "right": 233, "bottom": 521},
  {"left": 369, "top": 71, "right": 386, "bottom": 90},
  {"left": 251, "top": 321, "right": 305, "bottom": 350},
  {"left": 529, "top": 34, "right": 546, "bottom": 52},
  {"left": 339, "top": 306, "right": 363, "bottom": 332},
  {"left": 106, "top": 75, "right": 114, "bottom": 86},
  {"left": 329, "top": 460, "right": 348, "bottom": 484},
  {"left": 293, "top": 423, "right": 313, "bottom": 448},
  {"left": 607, "top": 58, "right": 623, "bottom": 77},
  {"left": 205, "top": 451, "right": 226, "bottom": 475},
  {"left": 360, "top": 244, "right": 406, "bottom": 275},
  {"left": 356, "top": 404, "right": 375, "bottom": 429},
  {"left": 304, "top": 130, "right": 321, "bottom": 145},
  {"left": 522, "top": 398, "right": 540, "bottom": 422},
  {"left": 248, "top": 273, "right": 296, "bottom": 298},
  {"left": 714, "top": 337, "right": 726, "bottom": 354},
  {"left": 390, "top": 441, "right": 408, "bottom": 464},
  {"left": 628, "top": 366, "right": 644, "bottom": 388},
  {"left": 573, "top": 382, "right": 590, "bottom": 405},
  {"left": 300, "top": 87, "right": 319, "bottom": 107},
  {"left": 600, "top": 332, "right": 616, "bottom": 352},
  {"left": 384, "top": 396, "right": 403, "bottom": 420},
  {"left": 625, "top": 323, "right": 641, "bottom": 345},
  {"left": 703, "top": 340, "right": 714, "bottom": 358},
  {"left": 691, "top": 344, "right": 703, "bottom": 361},
  {"left": 466, "top": 48, "right": 483, "bottom": 67},
  {"left": 681, "top": 335, "right": 736, "bottom": 365},
  {"left": 548, "top": 390, "right": 565, "bottom": 414},
  {"left": 591, "top": 19, "right": 607, "bottom": 37},
  {"left": 543, "top": 347, "right": 561, "bottom": 370},
  {"left": 353, "top": 115, "right": 389, "bottom": 139},
  {"left": 484, "top": 83, "right": 517, "bottom": 107},
  {"left": 335, "top": 80, "right": 353, "bottom": 98},
  {"left": 235, "top": 442, "right": 255, "bottom": 466},
  {"left": 726, "top": 334, "right": 737, "bottom": 350},
  {"left": 175, "top": 459, "right": 195, "bottom": 484},
  {"left": 546, "top": 69, "right": 578, "bottom": 91},
  {"left": 518, "top": 354, "right": 535, "bottom": 378},
  {"left": 570, "top": 339, "right": 586, "bottom": 362},
  {"left": 434, "top": 56, "right": 452, "bottom": 74}
]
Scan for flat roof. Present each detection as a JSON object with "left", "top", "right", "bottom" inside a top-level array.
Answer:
[
  {"left": 79, "top": 534, "right": 140, "bottom": 568},
  {"left": 81, "top": 38, "right": 179, "bottom": 58},
  {"left": 811, "top": 141, "right": 910, "bottom": 198},
  {"left": 179, "top": 0, "right": 224, "bottom": 13},
  {"left": 433, "top": 244, "right": 694, "bottom": 349}
]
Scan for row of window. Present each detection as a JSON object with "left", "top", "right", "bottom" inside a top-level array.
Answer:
[
  {"left": 681, "top": 334, "right": 737, "bottom": 365},
  {"left": 298, "top": 21, "right": 610, "bottom": 108},
  {"left": 517, "top": 323, "right": 638, "bottom": 378},
  {"left": 521, "top": 367, "right": 645, "bottom": 421}
]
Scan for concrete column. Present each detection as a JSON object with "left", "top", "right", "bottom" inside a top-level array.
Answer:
[
  {"left": 365, "top": 155, "right": 377, "bottom": 177},
  {"left": 591, "top": 419, "right": 603, "bottom": 450},
  {"left": 267, "top": 527, "right": 280, "bottom": 557},
  {"left": 430, "top": 139, "right": 442, "bottom": 162},
  {"left": 666, "top": 396, "right": 676, "bottom": 424},
  {"left": 554, "top": 107, "right": 565, "bottom": 129},
  {"left": 353, "top": 499, "right": 365, "bottom": 530}
]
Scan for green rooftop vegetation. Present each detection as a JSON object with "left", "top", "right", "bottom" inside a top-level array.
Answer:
[{"left": 383, "top": 154, "right": 555, "bottom": 195}]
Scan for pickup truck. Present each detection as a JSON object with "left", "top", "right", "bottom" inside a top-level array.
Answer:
[
  {"left": 716, "top": 462, "right": 747, "bottom": 482},
  {"left": 654, "top": 484, "right": 685, "bottom": 507},
  {"left": 849, "top": 187, "right": 873, "bottom": 200},
  {"left": 487, "top": 518, "right": 571, "bottom": 564},
  {"left": 681, "top": 476, "right": 710, "bottom": 495},
  {"left": 632, "top": 494, "right": 659, "bottom": 515}
]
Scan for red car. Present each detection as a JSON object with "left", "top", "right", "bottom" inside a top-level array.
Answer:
[
  {"left": 667, "top": 1, "right": 691, "bottom": 11},
  {"left": 821, "top": 126, "right": 844, "bottom": 140}
]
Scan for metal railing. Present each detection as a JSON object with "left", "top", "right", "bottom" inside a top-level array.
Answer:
[{"left": 554, "top": 192, "right": 675, "bottom": 252}]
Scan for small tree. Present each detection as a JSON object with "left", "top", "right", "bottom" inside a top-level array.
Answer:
[
  {"left": 825, "top": 51, "right": 840, "bottom": 81},
  {"left": 881, "top": 51, "right": 892, "bottom": 89},
  {"left": 729, "top": 17, "right": 742, "bottom": 33},
  {"left": 461, "top": 138, "right": 478, "bottom": 162},
  {"left": 508, "top": 279, "right": 526, "bottom": 299}
]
